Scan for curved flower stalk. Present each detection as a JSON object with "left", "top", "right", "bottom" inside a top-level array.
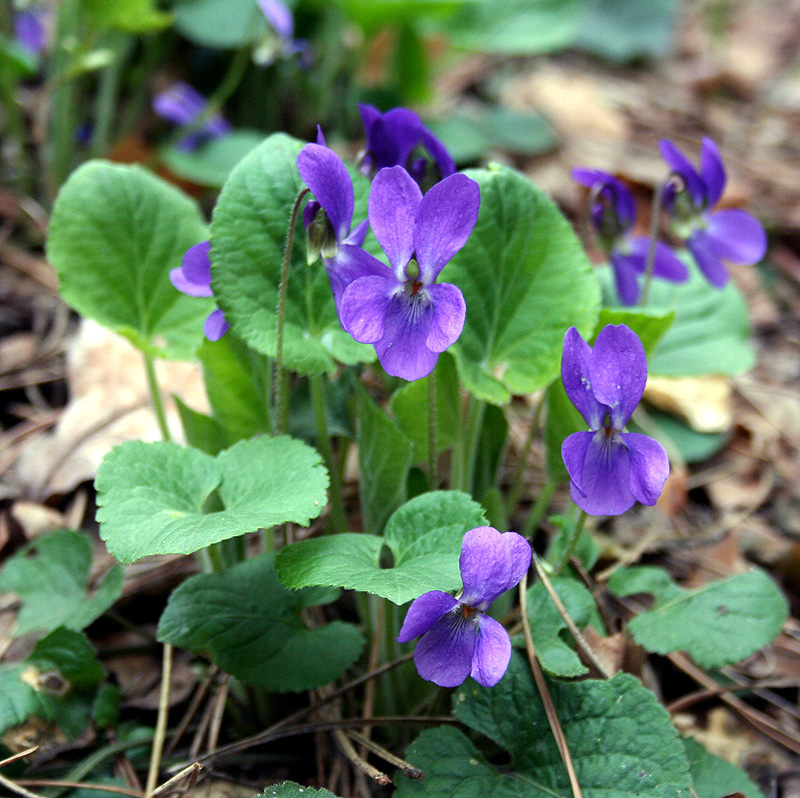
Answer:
[
  {"left": 572, "top": 168, "right": 687, "bottom": 305},
  {"left": 659, "top": 137, "right": 767, "bottom": 288},
  {"left": 152, "top": 82, "right": 231, "bottom": 152},
  {"left": 339, "top": 165, "right": 479, "bottom": 381},
  {"left": 359, "top": 104, "right": 455, "bottom": 190},
  {"left": 561, "top": 324, "right": 669, "bottom": 516},
  {"left": 398, "top": 526, "right": 531, "bottom": 688},
  {"left": 170, "top": 242, "right": 229, "bottom": 341},
  {"left": 296, "top": 133, "right": 385, "bottom": 312}
]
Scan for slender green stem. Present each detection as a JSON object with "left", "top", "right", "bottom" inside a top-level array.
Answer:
[
  {"left": 91, "top": 32, "right": 132, "bottom": 157},
  {"left": 427, "top": 371, "right": 437, "bottom": 489},
  {"left": 143, "top": 352, "right": 171, "bottom": 442},
  {"left": 310, "top": 372, "right": 346, "bottom": 533},
  {"left": 273, "top": 187, "right": 310, "bottom": 435},
  {"left": 522, "top": 480, "right": 557, "bottom": 538},
  {"left": 145, "top": 643, "right": 173, "bottom": 797},
  {"left": 507, "top": 393, "right": 546, "bottom": 515},
  {"left": 553, "top": 510, "right": 588, "bottom": 576},
  {"left": 460, "top": 397, "right": 486, "bottom": 496},
  {"left": 640, "top": 170, "right": 680, "bottom": 306}
]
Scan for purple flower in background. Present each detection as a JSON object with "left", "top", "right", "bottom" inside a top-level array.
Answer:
[
  {"left": 15, "top": 9, "right": 46, "bottom": 54},
  {"left": 398, "top": 526, "right": 531, "bottom": 688},
  {"left": 339, "top": 165, "right": 479, "bottom": 381},
  {"left": 572, "top": 168, "right": 688, "bottom": 305},
  {"left": 297, "top": 133, "right": 385, "bottom": 312},
  {"left": 359, "top": 104, "right": 455, "bottom": 190},
  {"left": 152, "top": 82, "right": 231, "bottom": 152},
  {"left": 659, "top": 137, "right": 767, "bottom": 288},
  {"left": 254, "top": 0, "right": 309, "bottom": 65},
  {"left": 561, "top": 324, "right": 669, "bottom": 516},
  {"left": 170, "top": 242, "right": 229, "bottom": 341}
]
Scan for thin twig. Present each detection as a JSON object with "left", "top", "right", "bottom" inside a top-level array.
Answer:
[
  {"left": 519, "top": 572, "right": 584, "bottom": 798},
  {"left": 0, "top": 770, "right": 47, "bottom": 798},
  {"left": 532, "top": 553, "right": 612, "bottom": 678},
  {"left": 0, "top": 747, "right": 38, "bottom": 768},
  {"left": 144, "top": 643, "right": 173, "bottom": 798},
  {"left": 164, "top": 665, "right": 219, "bottom": 758},
  {"left": 205, "top": 674, "right": 230, "bottom": 755},
  {"left": 333, "top": 730, "right": 390, "bottom": 786},
  {"left": 152, "top": 763, "right": 202, "bottom": 796},
  {"left": 16, "top": 781, "right": 142, "bottom": 797},
  {"left": 347, "top": 731, "right": 423, "bottom": 780}
]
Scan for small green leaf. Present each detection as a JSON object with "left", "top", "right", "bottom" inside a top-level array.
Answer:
[
  {"left": 210, "top": 133, "right": 375, "bottom": 375},
  {"left": 47, "top": 160, "right": 211, "bottom": 360},
  {"left": 158, "top": 554, "right": 364, "bottom": 692},
  {"left": 96, "top": 437, "right": 328, "bottom": 562},
  {"left": 0, "top": 531, "right": 123, "bottom": 637},
  {"left": 445, "top": 164, "right": 599, "bottom": 404},
  {"left": 397, "top": 654, "right": 692, "bottom": 797},
  {"left": 160, "top": 130, "right": 265, "bottom": 188},
  {"left": 597, "top": 306, "right": 674, "bottom": 352},
  {"left": 30, "top": 628, "right": 104, "bottom": 687},
  {"left": 683, "top": 737, "right": 764, "bottom": 798},
  {"left": 277, "top": 491, "right": 486, "bottom": 604},
  {"left": 174, "top": 0, "right": 266, "bottom": 48},
  {"left": 390, "top": 353, "right": 460, "bottom": 463},
  {"left": 357, "top": 389, "right": 414, "bottom": 535},
  {"left": 82, "top": 0, "right": 172, "bottom": 31},
  {"left": 524, "top": 577, "right": 602, "bottom": 677},
  {"left": 257, "top": 782, "right": 341, "bottom": 798},
  {"left": 174, "top": 395, "right": 227, "bottom": 455},
  {"left": 608, "top": 566, "right": 788, "bottom": 667},
  {"left": 92, "top": 683, "right": 121, "bottom": 728}
]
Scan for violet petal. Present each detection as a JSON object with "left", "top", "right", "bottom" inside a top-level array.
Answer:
[
  {"left": 561, "top": 431, "right": 593, "bottom": 499},
  {"left": 704, "top": 209, "right": 767, "bottom": 265},
  {"left": 588, "top": 324, "right": 647, "bottom": 429},
  {"left": 459, "top": 527, "right": 530, "bottom": 610},
  {"left": 153, "top": 82, "right": 205, "bottom": 126},
  {"left": 623, "top": 432, "right": 670, "bottom": 506},
  {"left": 470, "top": 614, "right": 512, "bottom": 687},
  {"left": 345, "top": 218, "right": 369, "bottom": 247},
  {"left": 297, "top": 143, "right": 354, "bottom": 242},
  {"left": 256, "top": 0, "right": 294, "bottom": 41},
  {"left": 424, "top": 283, "right": 466, "bottom": 353},
  {"left": 687, "top": 231, "right": 729, "bottom": 288},
  {"left": 418, "top": 126, "right": 456, "bottom": 179},
  {"left": 659, "top": 139, "right": 704, "bottom": 207},
  {"left": 413, "top": 610, "right": 477, "bottom": 687},
  {"left": 413, "top": 173, "right": 480, "bottom": 283},
  {"left": 170, "top": 242, "right": 213, "bottom": 298},
  {"left": 203, "top": 308, "right": 229, "bottom": 341},
  {"left": 570, "top": 431, "right": 635, "bottom": 516},
  {"left": 609, "top": 250, "right": 642, "bottom": 306},
  {"left": 397, "top": 590, "right": 459, "bottom": 643},
  {"left": 700, "top": 138, "right": 726, "bottom": 207},
  {"left": 626, "top": 237, "right": 689, "bottom": 282},
  {"left": 326, "top": 245, "right": 390, "bottom": 315},
  {"left": 368, "top": 166, "right": 421, "bottom": 278},
  {"left": 373, "top": 293, "right": 438, "bottom": 381},
  {"left": 339, "top": 274, "right": 395, "bottom": 343},
  {"left": 561, "top": 327, "right": 604, "bottom": 429}
]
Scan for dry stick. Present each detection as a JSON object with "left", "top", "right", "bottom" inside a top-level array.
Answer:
[
  {"left": 144, "top": 643, "right": 174, "bottom": 798},
  {"left": 0, "top": 771, "right": 46, "bottom": 798},
  {"left": 519, "top": 572, "right": 584, "bottom": 798},
  {"left": 668, "top": 652, "right": 800, "bottom": 757},
  {"left": 0, "top": 746, "right": 38, "bottom": 768},
  {"left": 205, "top": 674, "right": 230, "bottom": 755},
  {"left": 665, "top": 678, "right": 800, "bottom": 715},
  {"left": 189, "top": 687, "right": 217, "bottom": 760},
  {"left": 361, "top": 600, "right": 384, "bottom": 741},
  {"left": 16, "top": 781, "right": 142, "bottom": 798},
  {"left": 531, "top": 553, "right": 612, "bottom": 679},
  {"left": 347, "top": 731, "right": 423, "bottom": 780},
  {"left": 332, "top": 729, "right": 390, "bottom": 786},
  {"left": 152, "top": 763, "right": 203, "bottom": 797},
  {"left": 163, "top": 665, "right": 219, "bottom": 758},
  {"left": 170, "top": 652, "right": 415, "bottom": 773}
]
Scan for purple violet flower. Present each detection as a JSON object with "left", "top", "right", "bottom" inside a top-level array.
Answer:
[
  {"left": 170, "top": 242, "right": 229, "bottom": 341},
  {"left": 15, "top": 9, "right": 46, "bottom": 54},
  {"left": 561, "top": 324, "right": 669, "bottom": 516},
  {"left": 659, "top": 137, "right": 767, "bottom": 288},
  {"left": 152, "top": 82, "right": 231, "bottom": 152},
  {"left": 254, "top": 0, "right": 309, "bottom": 64},
  {"left": 339, "top": 165, "right": 479, "bottom": 381},
  {"left": 572, "top": 168, "right": 688, "bottom": 306},
  {"left": 297, "top": 132, "right": 385, "bottom": 313},
  {"left": 398, "top": 526, "right": 531, "bottom": 688},
  {"left": 359, "top": 104, "right": 455, "bottom": 190}
]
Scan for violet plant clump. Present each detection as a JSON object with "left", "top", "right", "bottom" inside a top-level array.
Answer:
[
  {"left": 572, "top": 168, "right": 688, "bottom": 305},
  {"left": 398, "top": 526, "right": 531, "bottom": 688},
  {"left": 338, "top": 164, "right": 480, "bottom": 381},
  {"left": 561, "top": 324, "right": 669, "bottom": 516},
  {"left": 170, "top": 241, "right": 229, "bottom": 341},
  {"left": 660, "top": 137, "right": 767, "bottom": 288}
]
